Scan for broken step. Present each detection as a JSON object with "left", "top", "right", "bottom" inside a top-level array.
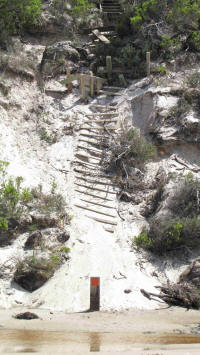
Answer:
[{"left": 74, "top": 203, "right": 116, "bottom": 218}]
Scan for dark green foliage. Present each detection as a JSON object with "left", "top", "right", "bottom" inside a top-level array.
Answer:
[
  {"left": 115, "top": 0, "right": 200, "bottom": 76},
  {"left": 0, "top": 0, "right": 41, "bottom": 35}
]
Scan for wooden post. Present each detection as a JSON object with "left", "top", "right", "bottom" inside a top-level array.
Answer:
[
  {"left": 67, "top": 69, "right": 73, "bottom": 93},
  {"left": 119, "top": 74, "right": 127, "bottom": 87},
  {"left": 146, "top": 52, "right": 151, "bottom": 76},
  {"left": 106, "top": 56, "right": 112, "bottom": 82},
  {"left": 80, "top": 74, "right": 86, "bottom": 102},
  {"left": 90, "top": 71, "right": 94, "bottom": 97},
  {"left": 90, "top": 277, "right": 100, "bottom": 311},
  {"left": 96, "top": 77, "right": 101, "bottom": 95}
]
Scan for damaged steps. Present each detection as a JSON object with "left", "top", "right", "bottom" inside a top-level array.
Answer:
[{"left": 73, "top": 100, "right": 120, "bottom": 232}]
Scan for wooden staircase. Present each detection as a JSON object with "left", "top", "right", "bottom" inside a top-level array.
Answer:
[
  {"left": 100, "top": 0, "right": 122, "bottom": 23},
  {"left": 73, "top": 89, "right": 124, "bottom": 233}
]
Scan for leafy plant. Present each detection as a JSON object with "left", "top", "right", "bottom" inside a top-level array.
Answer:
[
  {"left": 0, "top": 0, "right": 41, "bottom": 35},
  {"left": 39, "top": 127, "right": 57, "bottom": 145},
  {"left": 60, "top": 246, "right": 70, "bottom": 253}
]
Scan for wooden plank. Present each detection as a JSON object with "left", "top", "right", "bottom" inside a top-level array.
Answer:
[
  {"left": 77, "top": 145, "right": 102, "bottom": 154},
  {"left": 75, "top": 175, "right": 117, "bottom": 187},
  {"left": 74, "top": 182, "right": 116, "bottom": 194},
  {"left": 75, "top": 189, "right": 114, "bottom": 201},
  {"left": 92, "top": 29, "right": 110, "bottom": 44},
  {"left": 86, "top": 113, "right": 118, "bottom": 117},
  {"left": 86, "top": 215, "right": 117, "bottom": 226},
  {"left": 79, "top": 126, "right": 116, "bottom": 131},
  {"left": 74, "top": 167, "right": 113, "bottom": 179},
  {"left": 89, "top": 105, "right": 117, "bottom": 110},
  {"left": 99, "top": 90, "right": 122, "bottom": 96},
  {"left": 83, "top": 119, "right": 117, "bottom": 123},
  {"left": 75, "top": 152, "right": 101, "bottom": 160},
  {"left": 79, "top": 198, "right": 115, "bottom": 209},
  {"left": 74, "top": 161, "right": 100, "bottom": 168},
  {"left": 75, "top": 204, "right": 116, "bottom": 218}
]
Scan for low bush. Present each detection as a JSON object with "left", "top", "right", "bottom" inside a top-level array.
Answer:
[
  {"left": 0, "top": 161, "right": 67, "bottom": 240},
  {"left": 186, "top": 71, "right": 200, "bottom": 88},
  {"left": 14, "top": 253, "right": 61, "bottom": 291},
  {"left": 134, "top": 175, "right": 200, "bottom": 254},
  {"left": 168, "top": 174, "right": 200, "bottom": 218},
  {"left": 134, "top": 217, "right": 200, "bottom": 255},
  {"left": 101, "top": 127, "right": 156, "bottom": 176}
]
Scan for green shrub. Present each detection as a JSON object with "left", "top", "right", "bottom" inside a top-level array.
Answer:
[
  {"left": 39, "top": 127, "right": 57, "bottom": 145},
  {"left": 134, "top": 175, "right": 200, "bottom": 254},
  {"left": 60, "top": 246, "right": 70, "bottom": 253},
  {"left": 0, "top": 161, "right": 66, "bottom": 236},
  {"left": 134, "top": 217, "right": 200, "bottom": 255},
  {"left": 186, "top": 71, "right": 200, "bottom": 88},
  {"left": 168, "top": 175, "right": 200, "bottom": 218},
  {"left": 0, "top": 0, "right": 41, "bottom": 35}
]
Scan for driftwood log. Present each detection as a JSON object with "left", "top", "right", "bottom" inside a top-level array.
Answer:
[{"left": 141, "top": 258, "right": 200, "bottom": 309}]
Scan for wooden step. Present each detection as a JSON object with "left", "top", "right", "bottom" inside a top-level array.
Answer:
[
  {"left": 74, "top": 182, "right": 116, "bottom": 194},
  {"left": 89, "top": 105, "right": 117, "bottom": 110},
  {"left": 79, "top": 198, "right": 115, "bottom": 209},
  {"left": 75, "top": 152, "right": 101, "bottom": 161},
  {"left": 74, "top": 160, "right": 100, "bottom": 168},
  {"left": 83, "top": 119, "right": 117, "bottom": 124},
  {"left": 75, "top": 189, "right": 114, "bottom": 201},
  {"left": 103, "top": 86, "right": 124, "bottom": 91},
  {"left": 75, "top": 203, "right": 116, "bottom": 218},
  {"left": 86, "top": 113, "right": 118, "bottom": 117},
  {"left": 86, "top": 215, "right": 117, "bottom": 226},
  {"left": 74, "top": 167, "right": 113, "bottom": 179},
  {"left": 75, "top": 175, "right": 116, "bottom": 187},
  {"left": 79, "top": 132, "right": 109, "bottom": 139},
  {"left": 99, "top": 90, "right": 122, "bottom": 96},
  {"left": 79, "top": 126, "right": 116, "bottom": 131},
  {"left": 77, "top": 145, "right": 102, "bottom": 155}
]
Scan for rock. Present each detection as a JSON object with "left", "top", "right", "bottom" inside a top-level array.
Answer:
[
  {"left": 24, "top": 231, "right": 43, "bottom": 250},
  {"left": 57, "top": 231, "right": 70, "bottom": 243},
  {"left": 30, "top": 212, "right": 60, "bottom": 228},
  {"left": 182, "top": 112, "right": 199, "bottom": 131},
  {"left": 40, "top": 42, "right": 80, "bottom": 76},
  {"left": 14, "top": 312, "right": 39, "bottom": 320},
  {"left": 124, "top": 289, "right": 132, "bottom": 294}
]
